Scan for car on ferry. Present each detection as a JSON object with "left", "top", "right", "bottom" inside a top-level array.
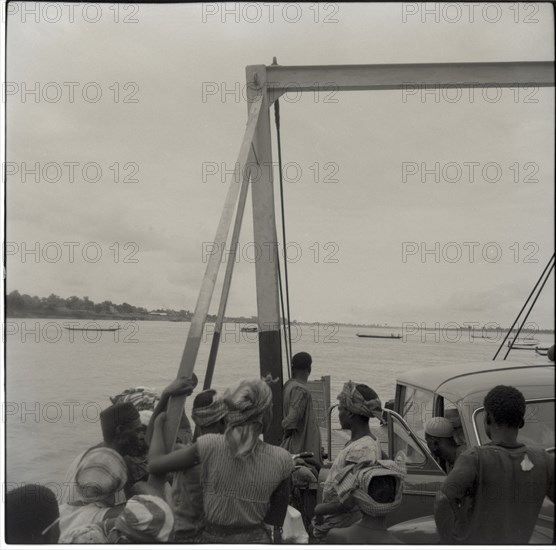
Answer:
[{"left": 320, "top": 360, "right": 555, "bottom": 543}]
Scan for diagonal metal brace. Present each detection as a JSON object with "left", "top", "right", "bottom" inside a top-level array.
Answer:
[{"left": 163, "top": 95, "right": 263, "bottom": 449}]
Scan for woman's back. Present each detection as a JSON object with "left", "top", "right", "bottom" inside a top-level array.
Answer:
[{"left": 197, "top": 433, "right": 293, "bottom": 526}]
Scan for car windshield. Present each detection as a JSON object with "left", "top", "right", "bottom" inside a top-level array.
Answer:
[{"left": 474, "top": 399, "right": 555, "bottom": 449}]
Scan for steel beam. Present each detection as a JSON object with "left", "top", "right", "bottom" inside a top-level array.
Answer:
[
  {"left": 246, "top": 65, "right": 284, "bottom": 445},
  {"left": 239, "top": 58, "right": 554, "bottom": 447},
  {"left": 258, "top": 61, "right": 554, "bottom": 97}
]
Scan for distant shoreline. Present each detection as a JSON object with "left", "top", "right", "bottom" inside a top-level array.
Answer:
[{"left": 5, "top": 314, "right": 554, "bottom": 333}]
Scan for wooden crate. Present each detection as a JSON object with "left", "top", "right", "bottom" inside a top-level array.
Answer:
[{"left": 307, "top": 375, "right": 331, "bottom": 428}]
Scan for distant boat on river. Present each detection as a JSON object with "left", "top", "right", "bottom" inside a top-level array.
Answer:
[
  {"left": 507, "top": 336, "right": 540, "bottom": 349},
  {"left": 64, "top": 326, "right": 120, "bottom": 332},
  {"left": 356, "top": 333, "right": 401, "bottom": 339}
]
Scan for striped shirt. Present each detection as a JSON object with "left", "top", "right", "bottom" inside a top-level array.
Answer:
[{"left": 197, "top": 433, "right": 294, "bottom": 527}]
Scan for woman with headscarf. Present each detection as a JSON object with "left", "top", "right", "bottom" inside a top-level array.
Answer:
[
  {"left": 326, "top": 457, "right": 406, "bottom": 543},
  {"left": 58, "top": 447, "right": 128, "bottom": 541},
  {"left": 149, "top": 377, "right": 294, "bottom": 543},
  {"left": 312, "top": 381, "right": 384, "bottom": 541}
]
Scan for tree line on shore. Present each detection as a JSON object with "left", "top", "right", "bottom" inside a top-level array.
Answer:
[
  {"left": 5, "top": 290, "right": 554, "bottom": 332},
  {"left": 5, "top": 290, "right": 195, "bottom": 321}
]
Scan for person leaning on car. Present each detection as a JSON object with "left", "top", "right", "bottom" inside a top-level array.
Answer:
[
  {"left": 424, "top": 417, "right": 466, "bottom": 473},
  {"left": 434, "top": 385, "right": 555, "bottom": 544}
]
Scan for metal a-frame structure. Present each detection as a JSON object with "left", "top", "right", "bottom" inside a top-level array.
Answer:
[{"left": 163, "top": 60, "right": 554, "bottom": 449}]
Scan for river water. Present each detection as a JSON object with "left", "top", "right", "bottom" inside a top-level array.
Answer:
[{"left": 5, "top": 318, "right": 553, "bottom": 494}]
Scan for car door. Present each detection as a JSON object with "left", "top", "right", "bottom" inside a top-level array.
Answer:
[{"left": 383, "top": 409, "right": 446, "bottom": 526}]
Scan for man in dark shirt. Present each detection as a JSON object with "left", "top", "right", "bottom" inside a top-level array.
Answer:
[
  {"left": 434, "top": 385, "right": 554, "bottom": 544},
  {"left": 281, "top": 352, "right": 322, "bottom": 467}
]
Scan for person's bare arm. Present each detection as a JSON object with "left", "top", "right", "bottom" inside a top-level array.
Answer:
[
  {"left": 264, "top": 475, "right": 292, "bottom": 542},
  {"left": 145, "top": 377, "right": 196, "bottom": 445},
  {"left": 264, "top": 476, "right": 291, "bottom": 526},
  {"left": 148, "top": 412, "right": 200, "bottom": 475},
  {"left": 314, "top": 497, "right": 353, "bottom": 519}
]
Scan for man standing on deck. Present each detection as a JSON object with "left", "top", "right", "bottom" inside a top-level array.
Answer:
[
  {"left": 281, "top": 352, "right": 322, "bottom": 467},
  {"left": 434, "top": 385, "right": 555, "bottom": 544}
]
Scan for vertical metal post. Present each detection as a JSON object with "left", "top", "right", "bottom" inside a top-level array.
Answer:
[{"left": 246, "top": 65, "right": 283, "bottom": 444}]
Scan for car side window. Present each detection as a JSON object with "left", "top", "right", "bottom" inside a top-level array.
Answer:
[
  {"left": 390, "top": 413, "right": 426, "bottom": 466},
  {"left": 474, "top": 399, "right": 555, "bottom": 448},
  {"left": 401, "top": 386, "right": 435, "bottom": 444},
  {"left": 385, "top": 410, "right": 444, "bottom": 474}
]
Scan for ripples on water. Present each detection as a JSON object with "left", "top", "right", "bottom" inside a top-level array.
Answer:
[{"left": 6, "top": 319, "right": 553, "bottom": 490}]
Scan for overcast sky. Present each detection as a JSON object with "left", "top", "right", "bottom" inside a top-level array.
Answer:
[{"left": 3, "top": 2, "right": 555, "bottom": 328}]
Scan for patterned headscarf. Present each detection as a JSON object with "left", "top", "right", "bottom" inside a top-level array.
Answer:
[
  {"left": 110, "top": 387, "right": 160, "bottom": 411},
  {"left": 111, "top": 495, "right": 174, "bottom": 543},
  {"left": 191, "top": 391, "right": 228, "bottom": 428},
  {"left": 75, "top": 447, "right": 128, "bottom": 504},
  {"left": 335, "top": 458, "right": 406, "bottom": 517},
  {"left": 337, "top": 381, "right": 383, "bottom": 419},
  {"left": 222, "top": 376, "right": 275, "bottom": 459}
]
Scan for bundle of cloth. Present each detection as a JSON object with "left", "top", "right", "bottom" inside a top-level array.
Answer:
[
  {"left": 107, "top": 494, "right": 174, "bottom": 543},
  {"left": 334, "top": 458, "right": 406, "bottom": 517},
  {"left": 110, "top": 386, "right": 160, "bottom": 411}
]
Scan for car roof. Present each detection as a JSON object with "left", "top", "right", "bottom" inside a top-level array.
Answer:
[{"left": 397, "top": 360, "right": 555, "bottom": 402}]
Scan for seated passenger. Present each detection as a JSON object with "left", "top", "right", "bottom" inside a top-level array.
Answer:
[
  {"left": 110, "top": 386, "right": 161, "bottom": 487},
  {"left": 61, "top": 401, "right": 144, "bottom": 504},
  {"left": 325, "top": 458, "right": 406, "bottom": 544},
  {"left": 58, "top": 447, "right": 128, "bottom": 541},
  {"left": 312, "top": 381, "right": 383, "bottom": 541},
  {"left": 5, "top": 484, "right": 60, "bottom": 544},
  {"left": 424, "top": 417, "right": 466, "bottom": 473}
]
